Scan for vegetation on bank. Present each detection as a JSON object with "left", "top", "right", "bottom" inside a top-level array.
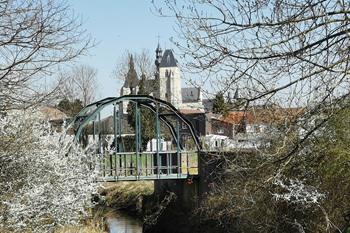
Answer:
[
  {"left": 55, "top": 220, "right": 105, "bottom": 233},
  {"left": 196, "top": 107, "right": 350, "bottom": 233},
  {"left": 100, "top": 181, "right": 154, "bottom": 215}
]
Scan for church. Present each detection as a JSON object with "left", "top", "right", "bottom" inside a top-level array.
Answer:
[
  {"left": 118, "top": 44, "right": 277, "bottom": 151},
  {"left": 120, "top": 43, "right": 204, "bottom": 112}
]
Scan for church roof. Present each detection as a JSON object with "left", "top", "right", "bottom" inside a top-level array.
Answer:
[
  {"left": 123, "top": 77, "right": 139, "bottom": 89},
  {"left": 182, "top": 87, "right": 201, "bottom": 103},
  {"left": 123, "top": 55, "right": 139, "bottom": 89},
  {"left": 159, "top": 49, "right": 178, "bottom": 67}
]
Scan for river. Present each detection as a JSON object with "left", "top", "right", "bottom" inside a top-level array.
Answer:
[{"left": 106, "top": 212, "right": 143, "bottom": 233}]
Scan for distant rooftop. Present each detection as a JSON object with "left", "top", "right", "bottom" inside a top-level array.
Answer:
[
  {"left": 202, "top": 99, "right": 214, "bottom": 112},
  {"left": 38, "top": 106, "right": 67, "bottom": 121},
  {"left": 220, "top": 107, "right": 304, "bottom": 125}
]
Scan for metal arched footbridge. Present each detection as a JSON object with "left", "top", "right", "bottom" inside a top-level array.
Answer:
[{"left": 69, "top": 95, "right": 201, "bottom": 181}]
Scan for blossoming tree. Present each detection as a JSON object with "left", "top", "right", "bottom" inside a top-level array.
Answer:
[{"left": 0, "top": 110, "right": 100, "bottom": 232}]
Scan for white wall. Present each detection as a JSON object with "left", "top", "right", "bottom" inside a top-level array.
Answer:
[{"left": 159, "top": 67, "right": 182, "bottom": 108}]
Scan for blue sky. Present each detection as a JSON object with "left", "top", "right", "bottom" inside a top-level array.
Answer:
[{"left": 67, "top": 0, "right": 177, "bottom": 99}]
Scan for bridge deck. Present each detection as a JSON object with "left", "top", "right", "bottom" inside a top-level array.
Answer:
[
  {"left": 98, "top": 174, "right": 193, "bottom": 182},
  {"left": 97, "top": 151, "right": 198, "bottom": 181}
]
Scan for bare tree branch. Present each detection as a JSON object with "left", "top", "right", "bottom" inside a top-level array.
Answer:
[{"left": 0, "top": 0, "right": 94, "bottom": 111}]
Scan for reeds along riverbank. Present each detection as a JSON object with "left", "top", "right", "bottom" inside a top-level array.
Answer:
[
  {"left": 55, "top": 220, "right": 106, "bottom": 233},
  {"left": 100, "top": 181, "right": 154, "bottom": 215}
]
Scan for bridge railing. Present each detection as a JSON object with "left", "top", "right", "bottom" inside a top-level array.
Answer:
[{"left": 98, "top": 150, "right": 198, "bottom": 181}]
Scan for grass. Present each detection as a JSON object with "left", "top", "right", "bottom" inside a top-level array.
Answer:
[
  {"left": 182, "top": 151, "right": 198, "bottom": 175},
  {"left": 55, "top": 220, "right": 106, "bottom": 233},
  {"left": 101, "top": 181, "right": 154, "bottom": 210},
  {"left": 54, "top": 208, "right": 108, "bottom": 233}
]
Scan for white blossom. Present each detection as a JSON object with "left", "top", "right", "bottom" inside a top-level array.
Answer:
[
  {"left": 272, "top": 176, "right": 325, "bottom": 205},
  {"left": 0, "top": 110, "right": 101, "bottom": 232}
]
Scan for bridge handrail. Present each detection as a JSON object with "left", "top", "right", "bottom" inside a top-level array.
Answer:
[{"left": 107, "top": 150, "right": 198, "bottom": 155}]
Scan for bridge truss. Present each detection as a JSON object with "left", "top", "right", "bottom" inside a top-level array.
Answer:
[{"left": 69, "top": 95, "right": 201, "bottom": 181}]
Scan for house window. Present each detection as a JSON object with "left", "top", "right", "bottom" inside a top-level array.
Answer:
[{"left": 217, "top": 127, "right": 224, "bottom": 134}]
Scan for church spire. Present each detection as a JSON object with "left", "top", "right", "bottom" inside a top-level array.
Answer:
[
  {"left": 155, "top": 42, "right": 162, "bottom": 68},
  {"left": 234, "top": 88, "right": 239, "bottom": 99},
  {"left": 124, "top": 54, "right": 139, "bottom": 94}
]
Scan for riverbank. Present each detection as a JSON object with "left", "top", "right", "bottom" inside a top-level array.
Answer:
[
  {"left": 56, "top": 180, "right": 217, "bottom": 233},
  {"left": 54, "top": 181, "right": 153, "bottom": 233},
  {"left": 97, "top": 181, "right": 216, "bottom": 233},
  {"left": 55, "top": 220, "right": 105, "bottom": 233},
  {"left": 100, "top": 181, "right": 154, "bottom": 217},
  {"left": 55, "top": 208, "right": 143, "bottom": 233}
]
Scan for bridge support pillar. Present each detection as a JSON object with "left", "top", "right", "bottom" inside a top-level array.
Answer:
[
  {"left": 153, "top": 151, "right": 221, "bottom": 207},
  {"left": 154, "top": 178, "right": 199, "bottom": 208},
  {"left": 146, "top": 152, "right": 223, "bottom": 233}
]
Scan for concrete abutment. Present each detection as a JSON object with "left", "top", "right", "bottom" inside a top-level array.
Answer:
[{"left": 144, "top": 151, "right": 226, "bottom": 233}]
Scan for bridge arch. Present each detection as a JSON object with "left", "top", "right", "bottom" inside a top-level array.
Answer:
[{"left": 68, "top": 95, "right": 201, "bottom": 181}]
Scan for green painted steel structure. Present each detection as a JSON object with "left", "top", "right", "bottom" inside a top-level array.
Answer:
[{"left": 69, "top": 95, "right": 201, "bottom": 181}]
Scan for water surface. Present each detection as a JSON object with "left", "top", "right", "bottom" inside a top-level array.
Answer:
[{"left": 106, "top": 212, "right": 143, "bottom": 233}]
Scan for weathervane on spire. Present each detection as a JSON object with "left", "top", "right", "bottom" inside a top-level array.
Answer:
[{"left": 155, "top": 34, "right": 163, "bottom": 68}]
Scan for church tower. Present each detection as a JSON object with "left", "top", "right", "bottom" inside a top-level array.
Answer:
[{"left": 156, "top": 48, "right": 182, "bottom": 108}]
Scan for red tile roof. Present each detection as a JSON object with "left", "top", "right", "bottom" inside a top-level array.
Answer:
[
  {"left": 220, "top": 108, "right": 304, "bottom": 125},
  {"left": 220, "top": 111, "right": 251, "bottom": 124}
]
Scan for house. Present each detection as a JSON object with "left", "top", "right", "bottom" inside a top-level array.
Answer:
[
  {"left": 37, "top": 106, "right": 68, "bottom": 132},
  {"left": 212, "top": 107, "right": 304, "bottom": 150}
]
